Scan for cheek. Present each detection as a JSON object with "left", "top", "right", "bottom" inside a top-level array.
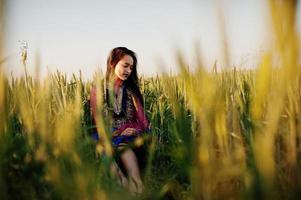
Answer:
[{"left": 114, "top": 66, "right": 121, "bottom": 75}]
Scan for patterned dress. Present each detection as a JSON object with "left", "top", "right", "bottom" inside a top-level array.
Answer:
[{"left": 90, "top": 83, "right": 150, "bottom": 147}]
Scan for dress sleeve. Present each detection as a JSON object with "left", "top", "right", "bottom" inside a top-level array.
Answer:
[{"left": 132, "top": 95, "right": 150, "bottom": 132}]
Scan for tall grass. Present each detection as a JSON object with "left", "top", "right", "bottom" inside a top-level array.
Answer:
[{"left": 1, "top": 0, "right": 301, "bottom": 199}]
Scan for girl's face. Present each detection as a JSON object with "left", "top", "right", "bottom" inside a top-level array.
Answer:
[{"left": 114, "top": 55, "right": 134, "bottom": 80}]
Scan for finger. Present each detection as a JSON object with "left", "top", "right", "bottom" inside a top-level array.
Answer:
[{"left": 122, "top": 131, "right": 130, "bottom": 136}]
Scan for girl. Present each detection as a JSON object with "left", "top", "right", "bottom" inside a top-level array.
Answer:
[{"left": 90, "top": 47, "right": 150, "bottom": 194}]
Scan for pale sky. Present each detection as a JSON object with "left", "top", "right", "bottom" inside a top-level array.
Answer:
[{"left": 3, "top": 0, "right": 299, "bottom": 79}]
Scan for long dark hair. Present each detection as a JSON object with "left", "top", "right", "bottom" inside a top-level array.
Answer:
[{"left": 105, "top": 47, "right": 144, "bottom": 106}]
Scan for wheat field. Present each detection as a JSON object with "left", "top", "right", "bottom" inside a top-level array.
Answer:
[{"left": 1, "top": 1, "right": 301, "bottom": 200}]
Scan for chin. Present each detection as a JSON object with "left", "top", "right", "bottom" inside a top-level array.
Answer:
[{"left": 116, "top": 76, "right": 126, "bottom": 81}]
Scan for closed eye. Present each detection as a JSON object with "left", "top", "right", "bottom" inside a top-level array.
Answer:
[{"left": 124, "top": 65, "right": 133, "bottom": 70}]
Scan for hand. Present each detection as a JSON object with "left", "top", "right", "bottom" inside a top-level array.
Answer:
[{"left": 120, "top": 128, "right": 137, "bottom": 136}]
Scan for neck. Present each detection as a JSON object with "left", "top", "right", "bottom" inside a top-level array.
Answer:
[{"left": 114, "top": 77, "right": 124, "bottom": 86}]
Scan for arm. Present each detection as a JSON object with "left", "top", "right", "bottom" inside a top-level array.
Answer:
[
  {"left": 133, "top": 95, "right": 150, "bottom": 133},
  {"left": 115, "top": 94, "right": 150, "bottom": 136}
]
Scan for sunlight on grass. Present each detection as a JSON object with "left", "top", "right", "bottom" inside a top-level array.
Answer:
[{"left": 1, "top": 0, "right": 301, "bottom": 199}]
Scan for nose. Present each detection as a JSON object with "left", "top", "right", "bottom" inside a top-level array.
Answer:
[{"left": 126, "top": 68, "right": 132, "bottom": 73}]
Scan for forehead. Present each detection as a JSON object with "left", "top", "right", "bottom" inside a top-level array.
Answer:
[{"left": 120, "top": 55, "right": 134, "bottom": 65}]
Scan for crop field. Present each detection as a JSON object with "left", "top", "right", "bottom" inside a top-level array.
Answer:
[{"left": 1, "top": 1, "right": 301, "bottom": 200}]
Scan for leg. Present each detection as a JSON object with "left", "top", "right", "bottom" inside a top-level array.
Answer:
[
  {"left": 120, "top": 148, "right": 144, "bottom": 194},
  {"left": 110, "top": 161, "right": 128, "bottom": 188},
  {"left": 98, "top": 143, "right": 128, "bottom": 189}
]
